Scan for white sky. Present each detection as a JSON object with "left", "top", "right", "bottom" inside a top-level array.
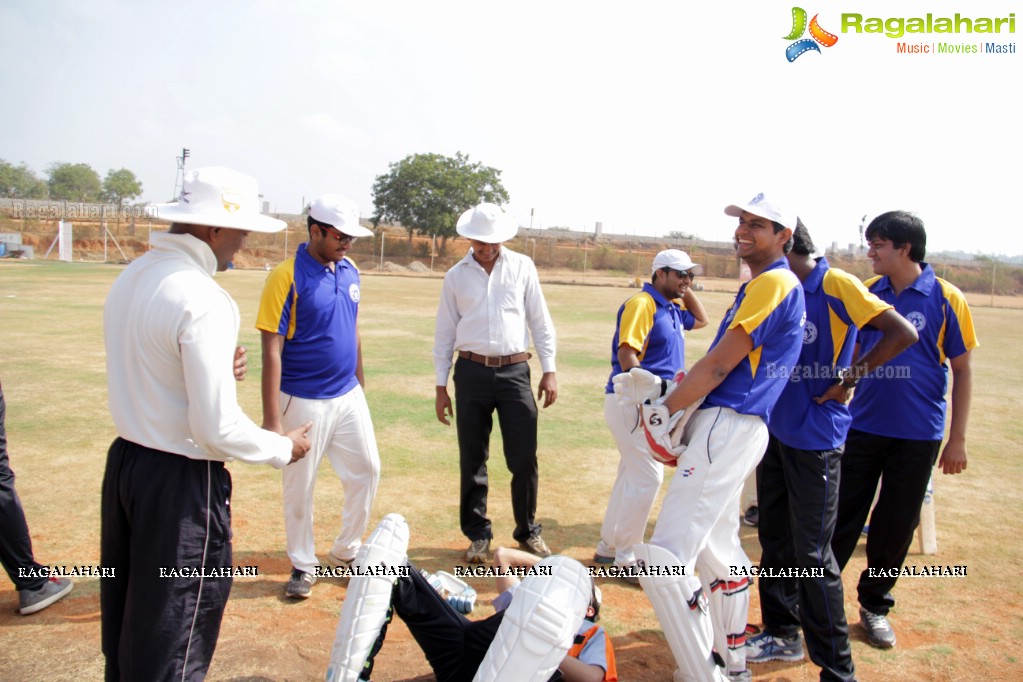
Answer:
[{"left": 1, "top": 0, "right": 1020, "bottom": 256}]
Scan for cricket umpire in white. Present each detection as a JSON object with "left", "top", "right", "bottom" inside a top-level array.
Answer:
[
  {"left": 434, "top": 203, "right": 558, "bottom": 563},
  {"left": 102, "top": 167, "right": 311, "bottom": 681}
]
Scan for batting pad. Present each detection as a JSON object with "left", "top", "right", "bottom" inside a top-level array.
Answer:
[
  {"left": 634, "top": 544, "right": 727, "bottom": 682},
  {"left": 325, "top": 513, "right": 409, "bottom": 682},
  {"left": 472, "top": 556, "right": 591, "bottom": 682},
  {"left": 703, "top": 576, "right": 751, "bottom": 675}
]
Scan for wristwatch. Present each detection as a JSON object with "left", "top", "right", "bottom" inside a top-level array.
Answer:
[{"left": 837, "top": 367, "right": 860, "bottom": 389}]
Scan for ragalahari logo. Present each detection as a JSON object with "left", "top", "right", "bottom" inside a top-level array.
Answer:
[{"left": 784, "top": 7, "right": 839, "bottom": 61}]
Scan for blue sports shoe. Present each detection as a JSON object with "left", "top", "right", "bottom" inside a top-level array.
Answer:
[{"left": 745, "top": 628, "right": 805, "bottom": 663}]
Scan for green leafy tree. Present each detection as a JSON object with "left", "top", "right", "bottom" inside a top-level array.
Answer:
[
  {"left": 47, "top": 162, "right": 102, "bottom": 202},
  {"left": 0, "top": 159, "right": 48, "bottom": 198},
  {"left": 371, "top": 152, "right": 510, "bottom": 246},
  {"left": 101, "top": 168, "right": 143, "bottom": 206}
]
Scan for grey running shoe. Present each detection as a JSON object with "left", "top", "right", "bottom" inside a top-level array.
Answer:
[
  {"left": 860, "top": 607, "right": 896, "bottom": 648},
  {"left": 285, "top": 568, "right": 316, "bottom": 599},
  {"left": 19, "top": 577, "right": 73, "bottom": 615},
  {"left": 466, "top": 538, "right": 490, "bottom": 563},
  {"left": 519, "top": 534, "right": 552, "bottom": 558}
]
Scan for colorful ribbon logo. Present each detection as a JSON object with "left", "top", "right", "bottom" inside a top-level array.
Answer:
[{"left": 784, "top": 7, "right": 838, "bottom": 62}]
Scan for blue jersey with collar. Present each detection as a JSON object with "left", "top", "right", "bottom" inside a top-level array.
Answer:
[
  {"left": 768, "top": 258, "right": 893, "bottom": 450},
  {"left": 704, "top": 258, "right": 805, "bottom": 421},
  {"left": 255, "top": 243, "right": 362, "bottom": 400},
  {"left": 605, "top": 283, "right": 695, "bottom": 393},
  {"left": 850, "top": 263, "right": 978, "bottom": 441}
]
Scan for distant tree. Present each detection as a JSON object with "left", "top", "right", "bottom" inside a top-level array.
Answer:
[
  {"left": 47, "top": 162, "right": 102, "bottom": 202},
  {"left": 665, "top": 230, "right": 696, "bottom": 240},
  {"left": 0, "top": 159, "right": 48, "bottom": 198},
  {"left": 371, "top": 152, "right": 510, "bottom": 246},
  {"left": 101, "top": 168, "right": 143, "bottom": 206}
]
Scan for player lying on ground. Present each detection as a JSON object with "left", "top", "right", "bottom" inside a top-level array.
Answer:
[{"left": 326, "top": 514, "right": 617, "bottom": 682}]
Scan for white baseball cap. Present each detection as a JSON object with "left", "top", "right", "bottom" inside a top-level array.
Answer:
[
  {"left": 148, "top": 167, "right": 285, "bottom": 233},
  {"left": 651, "top": 249, "right": 700, "bottom": 274},
  {"left": 456, "top": 203, "right": 519, "bottom": 243},
  {"left": 724, "top": 192, "right": 795, "bottom": 230},
  {"left": 309, "top": 194, "right": 373, "bottom": 237}
]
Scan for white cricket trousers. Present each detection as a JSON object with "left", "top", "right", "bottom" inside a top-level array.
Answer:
[
  {"left": 280, "top": 386, "right": 381, "bottom": 575},
  {"left": 597, "top": 393, "right": 664, "bottom": 567},
  {"left": 650, "top": 406, "right": 767, "bottom": 675}
]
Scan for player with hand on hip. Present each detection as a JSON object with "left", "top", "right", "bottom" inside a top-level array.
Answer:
[
  {"left": 747, "top": 218, "right": 918, "bottom": 680},
  {"left": 595, "top": 249, "right": 708, "bottom": 577}
]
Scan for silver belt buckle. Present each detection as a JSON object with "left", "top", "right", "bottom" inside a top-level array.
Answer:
[{"left": 484, "top": 355, "right": 501, "bottom": 368}]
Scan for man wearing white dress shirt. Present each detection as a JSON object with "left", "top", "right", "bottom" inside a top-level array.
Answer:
[
  {"left": 102, "top": 167, "right": 311, "bottom": 681},
  {"left": 433, "top": 203, "right": 558, "bottom": 564}
]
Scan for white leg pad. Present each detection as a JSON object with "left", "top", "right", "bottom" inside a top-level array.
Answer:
[
  {"left": 325, "top": 513, "right": 410, "bottom": 682},
  {"left": 702, "top": 576, "right": 751, "bottom": 674},
  {"left": 635, "top": 544, "right": 727, "bottom": 682},
  {"left": 472, "top": 556, "right": 591, "bottom": 682}
]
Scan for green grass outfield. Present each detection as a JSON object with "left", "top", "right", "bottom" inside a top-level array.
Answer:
[{"left": 1, "top": 259, "right": 1021, "bottom": 680}]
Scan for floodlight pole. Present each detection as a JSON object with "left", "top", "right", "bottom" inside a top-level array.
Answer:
[{"left": 172, "top": 147, "right": 191, "bottom": 199}]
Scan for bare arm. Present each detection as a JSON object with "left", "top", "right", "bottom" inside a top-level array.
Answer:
[
  {"left": 260, "top": 330, "right": 285, "bottom": 433},
  {"left": 681, "top": 288, "right": 709, "bottom": 330},
  {"left": 939, "top": 351, "right": 972, "bottom": 475},
  {"left": 616, "top": 345, "right": 641, "bottom": 372},
  {"left": 492, "top": 546, "right": 541, "bottom": 595},
  {"left": 558, "top": 655, "right": 606, "bottom": 682},
  {"left": 355, "top": 321, "right": 365, "bottom": 388},
  {"left": 815, "top": 309, "right": 919, "bottom": 405},
  {"left": 662, "top": 326, "right": 754, "bottom": 414}
]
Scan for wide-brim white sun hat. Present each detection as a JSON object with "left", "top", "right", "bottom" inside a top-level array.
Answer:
[
  {"left": 148, "top": 167, "right": 285, "bottom": 233},
  {"left": 724, "top": 192, "right": 795, "bottom": 231},
  {"left": 456, "top": 203, "right": 519, "bottom": 243},
  {"left": 309, "top": 194, "right": 373, "bottom": 237}
]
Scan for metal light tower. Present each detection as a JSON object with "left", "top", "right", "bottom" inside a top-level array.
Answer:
[{"left": 172, "top": 147, "right": 190, "bottom": 199}]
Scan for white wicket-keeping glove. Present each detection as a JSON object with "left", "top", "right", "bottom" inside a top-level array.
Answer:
[
  {"left": 640, "top": 394, "right": 705, "bottom": 467},
  {"left": 613, "top": 367, "right": 665, "bottom": 407}
]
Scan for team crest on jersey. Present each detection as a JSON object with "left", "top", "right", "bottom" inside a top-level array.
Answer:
[
  {"left": 906, "top": 311, "right": 926, "bottom": 331},
  {"left": 349, "top": 283, "right": 361, "bottom": 303},
  {"left": 680, "top": 467, "right": 696, "bottom": 478},
  {"left": 803, "top": 320, "right": 818, "bottom": 344}
]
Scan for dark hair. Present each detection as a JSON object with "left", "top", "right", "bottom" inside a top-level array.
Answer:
[
  {"left": 589, "top": 581, "right": 601, "bottom": 622},
  {"left": 864, "top": 211, "right": 926, "bottom": 262},
  {"left": 791, "top": 217, "right": 816, "bottom": 256},
  {"left": 306, "top": 215, "right": 330, "bottom": 236},
  {"left": 771, "top": 220, "right": 794, "bottom": 255}
]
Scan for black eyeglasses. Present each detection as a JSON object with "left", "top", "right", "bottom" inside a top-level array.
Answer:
[{"left": 319, "top": 224, "right": 356, "bottom": 244}]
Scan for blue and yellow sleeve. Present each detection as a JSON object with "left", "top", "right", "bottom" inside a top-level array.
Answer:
[
  {"left": 729, "top": 269, "right": 802, "bottom": 345},
  {"left": 617, "top": 293, "right": 656, "bottom": 356},
  {"left": 938, "top": 279, "right": 979, "bottom": 361},
  {"left": 255, "top": 258, "right": 297, "bottom": 339}
]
